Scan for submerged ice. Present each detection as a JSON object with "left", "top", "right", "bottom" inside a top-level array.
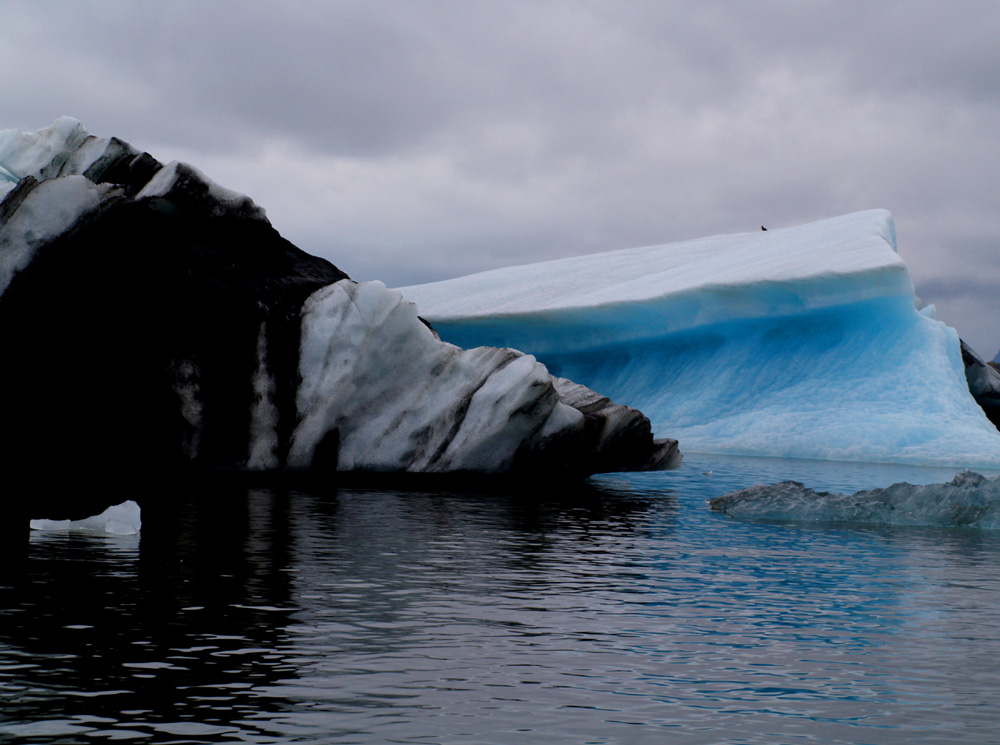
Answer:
[
  {"left": 400, "top": 211, "right": 1000, "bottom": 468},
  {"left": 709, "top": 471, "right": 1000, "bottom": 529}
]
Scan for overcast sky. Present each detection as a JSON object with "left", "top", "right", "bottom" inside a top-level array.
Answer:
[{"left": 3, "top": 1, "right": 999, "bottom": 353}]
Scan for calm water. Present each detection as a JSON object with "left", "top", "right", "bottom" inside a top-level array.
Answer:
[{"left": 4, "top": 455, "right": 1000, "bottom": 744}]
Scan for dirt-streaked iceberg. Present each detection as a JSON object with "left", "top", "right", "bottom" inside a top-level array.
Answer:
[{"left": 0, "top": 118, "right": 677, "bottom": 512}]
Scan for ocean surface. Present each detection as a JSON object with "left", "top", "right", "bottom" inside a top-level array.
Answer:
[{"left": 4, "top": 454, "right": 1000, "bottom": 744}]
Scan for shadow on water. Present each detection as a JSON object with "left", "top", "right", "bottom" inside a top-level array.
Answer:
[{"left": 0, "top": 476, "right": 675, "bottom": 743}]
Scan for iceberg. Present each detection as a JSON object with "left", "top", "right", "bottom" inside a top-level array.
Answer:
[
  {"left": 708, "top": 471, "right": 1000, "bottom": 529},
  {"left": 0, "top": 116, "right": 675, "bottom": 515},
  {"left": 30, "top": 500, "right": 142, "bottom": 536},
  {"left": 400, "top": 212, "right": 1000, "bottom": 468}
]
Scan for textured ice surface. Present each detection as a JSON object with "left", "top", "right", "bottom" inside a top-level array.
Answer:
[
  {"left": 136, "top": 161, "right": 267, "bottom": 221},
  {"left": 0, "top": 116, "right": 266, "bottom": 221},
  {"left": 0, "top": 176, "right": 108, "bottom": 295},
  {"left": 709, "top": 470, "right": 1000, "bottom": 529},
  {"left": 289, "top": 279, "right": 588, "bottom": 472},
  {"left": 30, "top": 501, "right": 142, "bottom": 535},
  {"left": 0, "top": 117, "right": 93, "bottom": 197},
  {"left": 400, "top": 211, "right": 1000, "bottom": 467}
]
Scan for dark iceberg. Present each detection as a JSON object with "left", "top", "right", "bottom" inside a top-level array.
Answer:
[
  {"left": 0, "top": 118, "right": 678, "bottom": 527},
  {"left": 962, "top": 339, "right": 1000, "bottom": 427}
]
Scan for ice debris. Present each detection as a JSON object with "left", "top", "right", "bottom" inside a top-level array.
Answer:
[
  {"left": 709, "top": 470, "right": 1000, "bottom": 529},
  {"left": 30, "top": 501, "right": 142, "bottom": 536}
]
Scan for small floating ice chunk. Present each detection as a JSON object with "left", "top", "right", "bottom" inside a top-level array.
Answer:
[
  {"left": 30, "top": 500, "right": 142, "bottom": 535},
  {"left": 708, "top": 470, "right": 1000, "bottom": 529}
]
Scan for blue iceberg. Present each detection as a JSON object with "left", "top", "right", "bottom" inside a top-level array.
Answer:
[{"left": 400, "top": 211, "right": 1000, "bottom": 468}]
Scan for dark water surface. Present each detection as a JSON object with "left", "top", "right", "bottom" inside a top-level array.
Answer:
[{"left": 4, "top": 455, "right": 1000, "bottom": 744}]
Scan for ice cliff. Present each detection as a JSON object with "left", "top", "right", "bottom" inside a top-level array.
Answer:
[
  {"left": 0, "top": 117, "right": 677, "bottom": 514},
  {"left": 401, "top": 212, "right": 1000, "bottom": 468}
]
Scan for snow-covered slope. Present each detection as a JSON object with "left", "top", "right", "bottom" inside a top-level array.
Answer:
[
  {"left": 0, "top": 118, "right": 675, "bottom": 504},
  {"left": 400, "top": 212, "right": 1000, "bottom": 467}
]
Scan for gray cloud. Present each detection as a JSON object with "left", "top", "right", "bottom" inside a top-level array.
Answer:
[{"left": 2, "top": 0, "right": 999, "bottom": 353}]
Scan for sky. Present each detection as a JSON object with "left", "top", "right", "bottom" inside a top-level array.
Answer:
[{"left": 3, "top": 1, "right": 999, "bottom": 354}]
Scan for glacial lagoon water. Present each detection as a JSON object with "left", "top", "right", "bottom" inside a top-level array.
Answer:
[{"left": 4, "top": 454, "right": 1000, "bottom": 744}]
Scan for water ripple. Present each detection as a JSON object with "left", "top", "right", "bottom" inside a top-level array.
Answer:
[{"left": 2, "top": 457, "right": 1000, "bottom": 743}]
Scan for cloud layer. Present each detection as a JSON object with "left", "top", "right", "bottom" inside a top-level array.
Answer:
[{"left": 3, "top": 0, "right": 999, "bottom": 353}]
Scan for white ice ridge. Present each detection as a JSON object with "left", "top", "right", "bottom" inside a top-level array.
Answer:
[
  {"left": 399, "top": 211, "right": 1000, "bottom": 468},
  {"left": 30, "top": 501, "right": 142, "bottom": 535},
  {"left": 289, "top": 279, "right": 586, "bottom": 472},
  {"left": 400, "top": 210, "right": 908, "bottom": 352},
  {"left": 135, "top": 160, "right": 267, "bottom": 220},
  {"left": 0, "top": 116, "right": 92, "bottom": 195},
  {"left": 709, "top": 471, "right": 1000, "bottom": 529},
  {"left": 0, "top": 117, "right": 266, "bottom": 220}
]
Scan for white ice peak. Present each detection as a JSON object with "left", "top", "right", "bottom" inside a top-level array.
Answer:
[
  {"left": 0, "top": 117, "right": 266, "bottom": 220},
  {"left": 0, "top": 116, "right": 91, "bottom": 188}
]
